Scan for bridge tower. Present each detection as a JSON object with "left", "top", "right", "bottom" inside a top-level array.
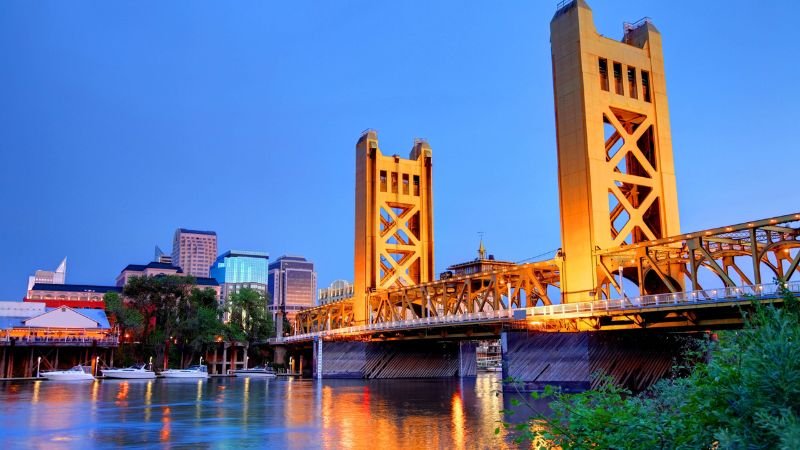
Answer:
[
  {"left": 353, "top": 130, "right": 434, "bottom": 324},
  {"left": 550, "top": 0, "right": 681, "bottom": 302}
]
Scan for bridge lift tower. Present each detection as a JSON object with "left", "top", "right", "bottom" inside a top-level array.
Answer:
[
  {"left": 551, "top": 0, "right": 683, "bottom": 303},
  {"left": 353, "top": 131, "right": 435, "bottom": 325}
]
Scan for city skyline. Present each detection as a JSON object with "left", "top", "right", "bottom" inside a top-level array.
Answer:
[{"left": 2, "top": 0, "right": 799, "bottom": 300}]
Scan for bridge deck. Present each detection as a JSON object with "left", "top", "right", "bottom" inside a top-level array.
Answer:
[{"left": 274, "top": 281, "right": 799, "bottom": 344}]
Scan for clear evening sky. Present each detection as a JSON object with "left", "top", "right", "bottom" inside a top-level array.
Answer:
[{"left": 1, "top": 1, "right": 798, "bottom": 300}]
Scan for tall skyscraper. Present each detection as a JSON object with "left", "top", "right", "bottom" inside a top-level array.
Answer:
[
  {"left": 210, "top": 250, "right": 269, "bottom": 302},
  {"left": 27, "top": 257, "right": 67, "bottom": 291},
  {"left": 268, "top": 255, "right": 316, "bottom": 323},
  {"left": 172, "top": 229, "right": 217, "bottom": 278}
]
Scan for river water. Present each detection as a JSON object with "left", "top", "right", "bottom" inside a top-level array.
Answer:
[{"left": 0, "top": 373, "right": 529, "bottom": 449}]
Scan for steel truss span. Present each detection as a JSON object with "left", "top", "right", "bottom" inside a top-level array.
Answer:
[{"left": 288, "top": 213, "right": 800, "bottom": 340}]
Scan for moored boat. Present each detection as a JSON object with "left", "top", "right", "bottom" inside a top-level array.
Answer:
[
  {"left": 41, "top": 365, "right": 95, "bottom": 381},
  {"left": 161, "top": 364, "right": 209, "bottom": 379},
  {"left": 231, "top": 366, "right": 276, "bottom": 378},
  {"left": 102, "top": 364, "right": 156, "bottom": 379}
]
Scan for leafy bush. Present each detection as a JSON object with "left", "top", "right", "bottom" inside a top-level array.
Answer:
[{"left": 503, "top": 288, "right": 800, "bottom": 449}]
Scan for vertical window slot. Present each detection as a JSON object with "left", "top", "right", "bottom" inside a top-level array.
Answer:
[
  {"left": 391, "top": 172, "right": 398, "bottom": 193},
  {"left": 379, "top": 170, "right": 387, "bottom": 192},
  {"left": 641, "top": 70, "right": 651, "bottom": 103},
  {"left": 613, "top": 62, "right": 623, "bottom": 95},
  {"left": 627, "top": 67, "right": 638, "bottom": 99},
  {"left": 402, "top": 174, "right": 409, "bottom": 195},
  {"left": 412, "top": 175, "right": 420, "bottom": 196},
  {"left": 599, "top": 58, "right": 609, "bottom": 91}
]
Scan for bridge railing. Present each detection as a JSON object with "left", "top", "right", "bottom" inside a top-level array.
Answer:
[
  {"left": 276, "top": 281, "right": 800, "bottom": 343},
  {"left": 523, "top": 281, "right": 800, "bottom": 318}
]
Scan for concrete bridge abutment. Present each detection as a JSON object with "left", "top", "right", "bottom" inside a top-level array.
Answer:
[
  {"left": 313, "top": 340, "right": 477, "bottom": 379},
  {"left": 501, "top": 330, "right": 697, "bottom": 393}
]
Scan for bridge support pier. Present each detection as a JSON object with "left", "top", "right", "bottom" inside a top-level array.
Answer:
[
  {"left": 272, "top": 345, "right": 287, "bottom": 367},
  {"left": 313, "top": 340, "right": 477, "bottom": 379},
  {"left": 501, "top": 331, "right": 693, "bottom": 393}
]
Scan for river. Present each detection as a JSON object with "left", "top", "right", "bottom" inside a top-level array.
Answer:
[{"left": 0, "top": 373, "right": 532, "bottom": 449}]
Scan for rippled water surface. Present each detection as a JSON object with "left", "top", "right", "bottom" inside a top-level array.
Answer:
[{"left": 0, "top": 373, "right": 520, "bottom": 449}]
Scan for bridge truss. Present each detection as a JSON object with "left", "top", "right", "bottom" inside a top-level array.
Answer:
[{"left": 292, "top": 213, "right": 800, "bottom": 338}]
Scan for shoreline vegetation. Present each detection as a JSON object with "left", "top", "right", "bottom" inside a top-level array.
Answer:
[
  {"left": 105, "top": 276, "right": 276, "bottom": 370},
  {"left": 502, "top": 286, "right": 800, "bottom": 449}
]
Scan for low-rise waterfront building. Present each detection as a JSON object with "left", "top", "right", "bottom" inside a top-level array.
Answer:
[
  {"left": 440, "top": 238, "right": 516, "bottom": 279},
  {"left": 25, "top": 283, "right": 121, "bottom": 309},
  {"left": 0, "top": 301, "right": 115, "bottom": 346},
  {"left": 115, "top": 261, "right": 221, "bottom": 298},
  {"left": 319, "top": 280, "right": 354, "bottom": 305}
]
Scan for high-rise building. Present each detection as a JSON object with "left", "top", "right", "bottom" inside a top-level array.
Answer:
[
  {"left": 27, "top": 257, "right": 67, "bottom": 291},
  {"left": 268, "top": 256, "right": 316, "bottom": 323},
  {"left": 172, "top": 229, "right": 217, "bottom": 278},
  {"left": 211, "top": 250, "right": 269, "bottom": 302}
]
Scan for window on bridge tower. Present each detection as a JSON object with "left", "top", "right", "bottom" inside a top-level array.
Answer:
[
  {"left": 413, "top": 175, "right": 420, "bottom": 196},
  {"left": 380, "top": 170, "right": 387, "bottom": 192},
  {"left": 391, "top": 172, "right": 398, "bottom": 193},
  {"left": 402, "top": 173, "right": 409, "bottom": 195},
  {"left": 641, "top": 70, "right": 652, "bottom": 102},
  {"left": 613, "top": 62, "right": 623, "bottom": 95},
  {"left": 627, "top": 66, "right": 638, "bottom": 100},
  {"left": 599, "top": 58, "right": 609, "bottom": 91}
]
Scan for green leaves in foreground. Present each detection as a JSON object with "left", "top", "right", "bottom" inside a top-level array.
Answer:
[{"left": 504, "top": 288, "right": 800, "bottom": 449}]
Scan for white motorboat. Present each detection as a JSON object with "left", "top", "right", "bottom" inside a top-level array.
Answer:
[
  {"left": 102, "top": 364, "right": 156, "bottom": 380},
  {"left": 231, "top": 366, "right": 276, "bottom": 378},
  {"left": 41, "top": 365, "right": 95, "bottom": 381},
  {"left": 160, "top": 364, "right": 208, "bottom": 379}
]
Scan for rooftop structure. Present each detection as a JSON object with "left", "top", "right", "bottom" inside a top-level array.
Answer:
[{"left": 27, "top": 257, "right": 67, "bottom": 291}]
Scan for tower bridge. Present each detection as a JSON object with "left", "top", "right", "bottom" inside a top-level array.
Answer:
[{"left": 273, "top": 1, "right": 800, "bottom": 390}]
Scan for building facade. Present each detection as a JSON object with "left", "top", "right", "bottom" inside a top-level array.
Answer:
[
  {"left": 210, "top": 250, "right": 269, "bottom": 302},
  {"left": 319, "top": 280, "right": 354, "bottom": 305},
  {"left": 268, "top": 256, "right": 316, "bottom": 323},
  {"left": 24, "top": 283, "right": 121, "bottom": 309},
  {"left": 27, "top": 257, "right": 67, "bottom": 291},
  {"left": 172, "top": 228, "right": 217, "bottom": 278},
  {"left": 115, "top": 262, "right": 221, "bottom": 299},
  {"left": 441, "top": 239, "right": 516, "bottom": 278}
]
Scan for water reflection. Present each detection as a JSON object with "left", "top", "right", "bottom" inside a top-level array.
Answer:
[{"left": 0, "top": 373, "right": 515, "bottom": 449}]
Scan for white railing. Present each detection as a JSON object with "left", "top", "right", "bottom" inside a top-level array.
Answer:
[{"left": 276, "top": 281, "right": 800, "bottom": 343}]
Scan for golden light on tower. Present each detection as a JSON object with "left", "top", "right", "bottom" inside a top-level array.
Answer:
[
  {"left": 551, "top": 0, "right": 681, "bottom": 302},
  {"left": 353, "top": 130, "right": 434, "bottom": 324}
]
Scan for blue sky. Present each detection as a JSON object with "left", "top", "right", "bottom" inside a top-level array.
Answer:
[{"left": 1, "top": 1, "right": 798, "bottom": 300}]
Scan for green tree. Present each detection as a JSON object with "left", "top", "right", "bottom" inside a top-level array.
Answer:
[
  {"left": 505, "top": 288, "right": 800, "bottom": 449},
  {"left": 123, "top": 275, "right": 197, "bottom": 369},
  {"left": 104, "top": 291, "right": 144, "bottom": 340},
  {"left": 226, "top": 288, "right": 274, "bottom": 346},
  {"left": 177, "top": 288, "right": 225, "bottom": 367}
]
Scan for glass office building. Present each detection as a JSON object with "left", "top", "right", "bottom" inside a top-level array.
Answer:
[
  {"left": 268, "top": 255, "right": 317, "bottom": 323},
  {"left": 211, "top": 251, "right": 269, "bottom": 302}
]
